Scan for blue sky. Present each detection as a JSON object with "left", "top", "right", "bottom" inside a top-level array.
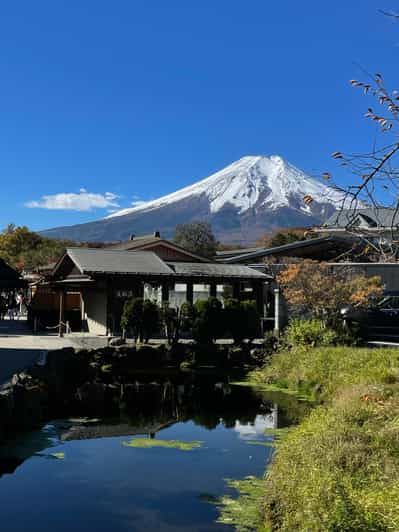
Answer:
[{"left": 0, "top": 0, "right": 398, "bottom": 230}]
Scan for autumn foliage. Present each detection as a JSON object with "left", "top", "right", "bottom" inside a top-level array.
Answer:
[
  {"left": 277, "top": 260, "right": 383, "bottom": 323},
  {"left": 0, "top": 224, "right": 75, "bottom": 271}
]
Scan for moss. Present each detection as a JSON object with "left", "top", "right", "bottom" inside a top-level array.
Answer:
[
  {"left": 245, "top": 440, "right": 274, "bottom": 447},
  {"left": 215, "top": 476, "right": 266, "bottom": 532},
  {"left": 51, "top": 452, "right": 65, "bottom": 459},
  {"left": 67, "top": 417, "right": 101, "bottom": 423},
  {"left": 121, "top": 438, "right": 203, "bottom": 451},
  {"left": 37, "top": 451, "right": 65, "bottom": 459}
]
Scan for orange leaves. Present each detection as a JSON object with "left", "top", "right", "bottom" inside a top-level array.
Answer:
[
  {"left": 277, "top": 261, "right": 383, "bottom": 320},
  {"left": 303, "top": 195, "right": 314, "bottom": 205}
]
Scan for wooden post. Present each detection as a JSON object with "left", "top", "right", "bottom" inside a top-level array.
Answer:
[
  {"left": 58, "top": 290, "right": 65, "bottom": 337},
  {"left": 209, "top": 283, "right": 217, "bottom": 298},
  {"left": 253, "top": 281, "right": 264, "bottom": 317},
  {"left": 162, "top": 283, "right": 170, "bottom": 303},
  {"left": 274, "top": 288, "right": 280, "bottom": 335},
  {"left": 186, "top": 283, "right": 193, "bottom": 305},
  {"left": 232, "top": 282, "right": 241, "bottom": 300}
]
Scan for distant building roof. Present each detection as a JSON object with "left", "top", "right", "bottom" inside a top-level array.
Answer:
[
  {"left": 321, "top": 208, "right": 399, "bottom": 230},
  {"left": 217, "top": 236, "right": 360, "bottom": 264},
  {"left": 64, "top": 248, "right": 174, "bottom": 276},
  {"left": 215, "top": 247, "right": 263, "bottom": 259},
  {"left": 0, "top": 258, "right": 26, "bottom": 289},
  {"left": 105, "top": 233, "right": 209, "bottom": 262}
]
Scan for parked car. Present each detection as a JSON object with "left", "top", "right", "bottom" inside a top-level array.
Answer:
[{"left": 341, "top": 291, "right": 399, "bottom": 337}]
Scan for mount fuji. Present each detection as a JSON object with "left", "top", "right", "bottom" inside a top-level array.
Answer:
[{"left": 40, "top": 155, "right": 346, "bottom": 244}]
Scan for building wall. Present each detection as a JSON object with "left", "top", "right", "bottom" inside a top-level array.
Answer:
[
  {"left": 83, "top": 289, "right": 107, "bottom": 335},
  {"left": 142, "top": 243, "right": 201, "bottom": 262}
]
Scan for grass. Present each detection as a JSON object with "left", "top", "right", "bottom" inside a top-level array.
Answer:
[
  {"left": 263, "top": 384, "right": 399, "bottom": 530},
  {"left": 121, "top": 438, "right": 203, "bottom": 451},
  {"left": 250, "top": 345, "right": 399, "bottom": 401},
  {"left": 217, "top": 346, "right": 399, "bottom": 531}
]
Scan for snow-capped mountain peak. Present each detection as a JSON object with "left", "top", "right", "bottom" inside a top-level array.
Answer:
[
  {"left": 41, "top": 155, "right": 346, "bottom": 245},
  {"left": 107, "top": 155, "right": 344, "bottom": 219}
]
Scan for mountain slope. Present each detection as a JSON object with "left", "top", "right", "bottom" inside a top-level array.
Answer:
[{"left": 40, "top": 155, "right": 346, "bottom": 244}]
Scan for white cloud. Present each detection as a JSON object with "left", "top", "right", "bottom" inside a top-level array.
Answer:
[{"left": 25, "top": 190, "right": 120, "bottom": 212}]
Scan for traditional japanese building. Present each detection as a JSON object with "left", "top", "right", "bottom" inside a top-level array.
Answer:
[
  {"left": 48, "top": 247, "right": 272, "bottom": 335},
  {"left": 0, "top": 258, "right": 26, "bottom": 291}
]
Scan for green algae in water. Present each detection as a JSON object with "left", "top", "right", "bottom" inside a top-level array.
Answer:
[
  {"left": 263, "top": 427, "right": 291, "bottom": 438},
  {"left": 36, "top": 451, "right": 65, "bottom": 460},
  {"left": 66, "top": 418, "right": 101, "bottom": 424},
  {"left": 215, "top": 476, "right": 265, "bottom": 532},
  {"left": 122, "top": 438, "right": 203, "bottom": 451},
  {"left": 245, "top": 439, "right": 275, "bottom": 447},
  {"left": 51, "top": 452, "right": 65, "bottom": 459}
]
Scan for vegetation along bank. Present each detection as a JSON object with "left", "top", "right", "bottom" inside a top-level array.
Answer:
[{"left": 222, "top": 335, "right": 399, "bottom": 531}]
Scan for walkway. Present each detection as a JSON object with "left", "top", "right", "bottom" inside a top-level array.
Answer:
[{"left": 0, "top": 318, "right": 73, "bottom": 385}]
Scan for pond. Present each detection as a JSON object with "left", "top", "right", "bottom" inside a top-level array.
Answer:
[{"left": 0, "top": 372, "right": 306, "bottom": 531}]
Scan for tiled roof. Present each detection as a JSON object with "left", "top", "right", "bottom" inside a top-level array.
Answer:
[
  {"left": 0, "top": 258, "right": 26, "bottom": 288},
  {"left": 105, "top": 236, "right": 209, "bottom": 262},
  {"left": 323, "top": 208, "right": 399, "bottom": 229},
  {"left": 167, "top": 262, "right": 270, "bottom": 279},
  {"left": 217, "top": 237, "right": 347, "bottom": 264},
  {"left": 66, "top": 248, "right": 174, "bottom": 276},
  {"left": 106, "top": 236, "right": 162, "bottom": 250}
]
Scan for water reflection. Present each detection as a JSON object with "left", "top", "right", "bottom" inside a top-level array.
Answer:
[
  {"left": 0, "top": 373, "right": 280, "bottom": 472},
  {"left": 0, "top": 373, "right": 308, "bottom": 532}
]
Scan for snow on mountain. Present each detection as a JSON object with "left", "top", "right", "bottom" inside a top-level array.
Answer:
[
  {"left": 40, "top": 155, "right": 347, "bottom": 244},
  {"left": 107, "top": 155, "right": 345, "bottom": 219}
]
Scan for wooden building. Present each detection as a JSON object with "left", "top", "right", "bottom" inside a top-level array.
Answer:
[
  {"left": 106, "top": 232, "right": 209, "bottom": 262},
  {"left": 0, "top": 258, "right": 26, "bottom": 291},
  {"left": 48, "top": 247, "right": 272, "bottom": 336}
]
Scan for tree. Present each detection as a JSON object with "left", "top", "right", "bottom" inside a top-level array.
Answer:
[
  {"left": 307, "top": 12, "right": 399, "bottom": 260},
  {"left": 0, "top": 225, "right": 75, "bottom": 270},
  {"left": 277, "top": 260, "right": 383, "bottom": 327},
  {"left": 256, "top": 227, "right": 309, "bottom": 248},
  {"left": 174, "top": 221, "right": 218, "bottom": 258}
]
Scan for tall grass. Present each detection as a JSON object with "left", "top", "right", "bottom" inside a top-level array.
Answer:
[
  {"left": 247, "top": 346, "right": 399, "bottom": 530},
  {"left": 253, "top": 346, "right": 399, "bottom": 401}
]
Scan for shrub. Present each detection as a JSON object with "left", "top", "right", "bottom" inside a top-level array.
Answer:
[
  {"left": 179, "top": 301, "right": 196, "bottom": 334},
  {"left": 224, "top": 298, "right": 246, "bottom": 343},
  {"left": 285, "top": 319, "right": 338, "bottom": 347},
  {"left": 142, "top": 300, "right": 160, "bottom": 342},
  {"left": 224, "top": 298, "right": 260, "bottom": 343},
  {"left": 121, "top": 298, "right": 160, "bottom": 343},
  {"left": 193, "top": 297, "right": 223, "bottom": 344},
  {"left": 121, "top": 297, "right": 144, "bottom": 342}
]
